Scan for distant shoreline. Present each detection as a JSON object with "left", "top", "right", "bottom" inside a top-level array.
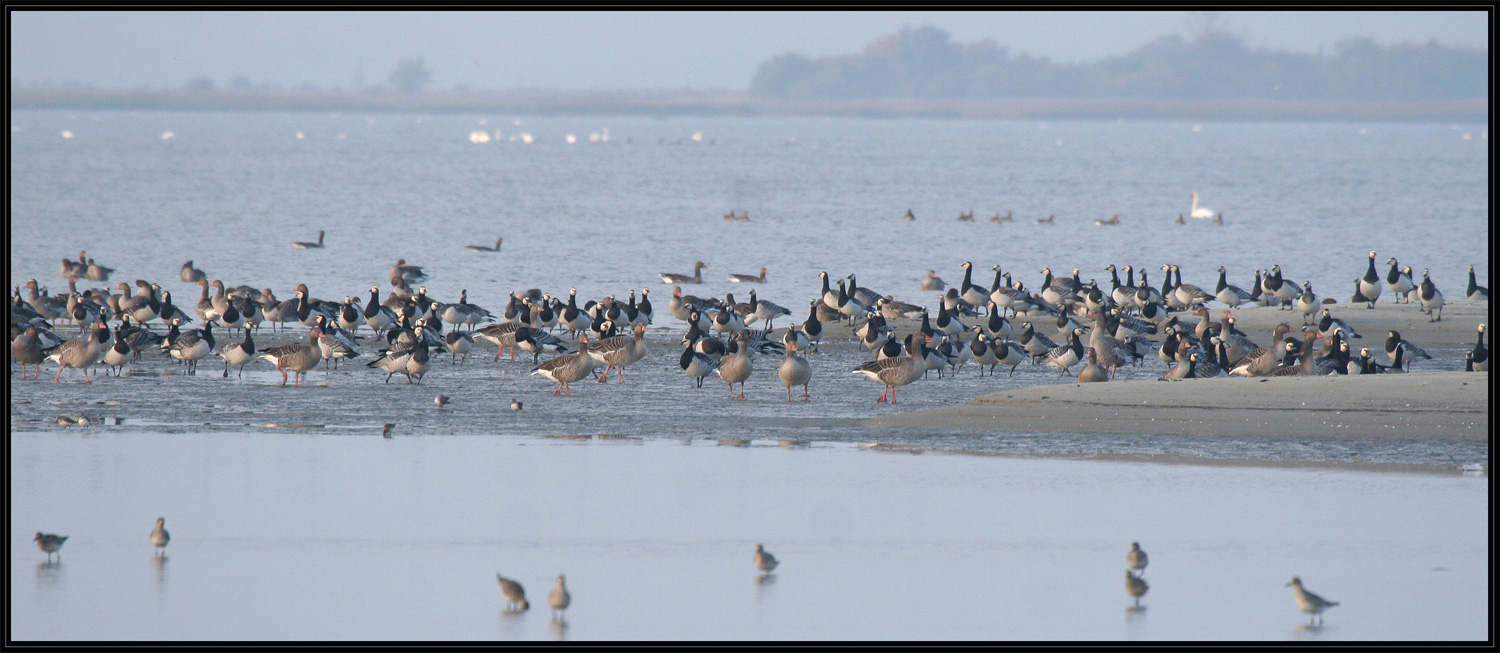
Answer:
[{"left": 11, "top": 90, "right": 1488, "bottom": 122}]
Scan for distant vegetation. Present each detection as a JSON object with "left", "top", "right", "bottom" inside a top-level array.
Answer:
[{"left": 750, "top": 25, "right": 1487, "bottom": 101}]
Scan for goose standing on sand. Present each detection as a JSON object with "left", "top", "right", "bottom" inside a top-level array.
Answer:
[
  {"left": 799, "top": 301, "right": 823, "bottom": 351},
  {"left": 12, "top": 327, "right": 54, "bottom": 379},
  {"left": 591, "top": 322, "right": 648, "bottom": 383},
  {"left": 1042, "top": 328, "right": 1086, "bottom": 375},
  {"left": 1214, "top": 266, "right": 1253, "bottom": 307},
  {"left": 444, "top": 329, "right": 475, "bottom": 364},
  {"left": 969, "top": 333, "right": 999, "bottom": 376},
  {"left": 1188, "top": 192, "right": 1215, "bottom": 219},
  {"left": 1384, "top": 330, "right": 1430, "bottom": 369},
  {"left": 1170, "top": 265, "right": 1213, "bottom": 309},
  {"left": 1268, "top": 266, "right": 1302, "bottom": 308},
  {"left": 291, "top": 230, "right": 325, "bottom": 249},
  {"left": 260, "top": 327, "right": 324, "bottom": 386},
  {"left": 466, "top": 237, "right": 503, "bottom": 253},
  {"left": 717, "top": 333, "right": 754, "bottom": 399},
  {"left": 1287, "top": 577, "right": 1339, "bottom": 625},
  {"left": 1358, "top": 251, "right": 1383, "bottom": 308},
  {"left": 680, "top": 344, "right": 720, "bottom": 387},
  {"left": 218, "top": 328, "right": 255, "bottom": 378},
  {"left": 531, "top": 337, "right": 594, "bottom": 395},
  {"left": 852, "top": 334, "right": 928, "bottom": 403},
  {"left": 339, "top": 296, "right": 366, "bottom": 332},
  {"left": 958, "top": 262, "right": 990, "bottom": 312},
  {"left": 100, "top": 322, "right": 132, "bottom": 376},
  {"left": 661, "top": 261, "right": 707, "bottom": 284},
  {"left": 1418, "top": 269, "right": 1445, "bottom": 321},
  {"left": 747, "top": 290, "right": 791, "bottom": 330},
  {"left": 47, "top": 320, "right": 108, "bottom": 383},
  {"left": 778, "top": 342, "right": 812, "bottom": 401},
  {"left": 1386, "top": 258, "right": 1414, "bottom": 303},
  {"left": 165, "top": 321, "right": 215, "bottom": 374},
  {"left": 1295, "top": 282, "right": 1319, "bottom": 325},
  {"left": 1467, "top": 265, "right": 1488, "bottom": 301},
  {"left": 729, "top": 267, "right": 767, "bottom": 283}
]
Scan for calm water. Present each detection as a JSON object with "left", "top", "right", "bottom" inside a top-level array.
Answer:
[
  {"left": 10, "top": 432, "right": 1488, "bottom": 641},
  {"left": 9, "top": 112, "right": 1490, "bottom": 640}
]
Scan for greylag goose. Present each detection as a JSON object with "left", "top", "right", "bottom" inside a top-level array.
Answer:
[
  {"left": 1418, "top": 269, "right": 1445, "bottom": 321},
  {"left": 1161, "top": 352, "right": 1199, "bottom": 380},
  {"left": 34, "top": 533, "right": 68, "bottom": 562},
  {"left": 1036, "top": 214, "right": 1055, "bottom": 225},
  {"left": 548, "top": 575, "right": 570, "bottom": 622},
  {"left": 755, "top": 544, "right": 779, "bottom": 573},
  {"left": 661, "top": 261, "right": 707, "bottom": 284},
  {"left": 12, "top": 326, "right": 56, "bottom": 379},
  {"left": 1358, "top": 251, "right": 1382, "bottom": 308},
  {"left": 496, "top": 574, "right": 529, "bottom": 612},
  {"left": 879, "top": 296, "right": 926, "bottom": 320},
  {"left": 777, "top": 342, "right": 812, "bottom": 401},
  {"left": 729, "top": 267, "right": 767, "bottom": 283},
  {"left": 259, "top": 327, "right": 324, "bottom": 386},
  {"left": 84, "top": 257, "right": 115, "bottom": 282},
  {"left": 852, "top": 334, "right": 927, "bottom": 403},
  {"left": 46, "top": 320, "right": 107, "bottom": 382},
  {"left": 150, "top": 518, "right": 170, "bottom": 555},
  {"left": 180, "top": 260, "right": 207, "bottom": 283},
  {"left": 1076, "top": 347, "right": 1109, "bottom": 383},
  {"left": 60, "top": 257, "right": 82, "bottom": 281},
  {"left": 532, "top": 337, "right": 593, "bottom": 395},
  {"left": 391, "top": 258, "right": 427, "bottom": 284},
  {"left": 1286, "top": 577, "right": 1338, "bottom": 625},
  {"left": 218, "top": 328, "right": 255, "bottom": 378},
  {"left": 591, "top": 322, "right": 648, "bottom": 383},
  {"left": 291, "top": 230, "right": 325, "bottom": 249},
  {"left": 716, "top": 333, "right": 754, "bottom": 399},
  {"left": 1231, "top": 341, "right": 1298, "bottom": 377},
  {"left": 921, "top": 270, "right": 947, "bottom": 291},
  {"left": 22, "top": 279, "right": 66, "bottom": 321},
  {"left": 466, "top": 237, "right": 504, "bottom": 253},
  {"left": 1385, "top": 257, "right": 1414, "bottom": 303},
  {"left": 1467, "top": 265, "right": 1488, "bottom": 301},
  {"left": 957, "top": 209, "right": 974, "bottom": 221}
]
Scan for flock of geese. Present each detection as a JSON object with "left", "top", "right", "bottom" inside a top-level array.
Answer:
[
  {"left": 9, "top": 244, "right": 1490, "bottom": 396},
  {"left": 903, "top": 194, "right": 1231, "bottom": 226}
]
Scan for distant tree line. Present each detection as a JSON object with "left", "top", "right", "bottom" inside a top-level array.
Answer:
[{"left": 750, "top": 25, "right": 1487, "bottom": 101}]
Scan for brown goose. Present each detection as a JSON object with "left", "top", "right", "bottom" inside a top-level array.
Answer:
[
  {"left": 259, "top": 327, "right": 324, "bottom": 386},
  {"left": 777, "top": 342, "right": 812, "bottom": 401},
  {"left": 46, "top": 321, "right": 108, "bottom": 383},
  {"left": 12, "top": 326, "right": 56, "bottom": 379},
  {"left": 1076, "top": 347, "right": 1109, "bottom": 383},
  {"left": 466, "top": 236, "right": 504, "bottom": 253},
  {"left": 717, "top": 333, "right": 754, "bottom": 399},
  {"left": 852, "top": 334, "right": 928, "bottom": 403},
  {"left": 591, "top": 322, "right": 648, "bottom": 383},
  {"left": 729, "top": 267, "right": 768, "bottom": 283},
  {"left": 661, "top": 261, "right": 707, "bottom": 284},
  {"left": 532, "top": 337, "right": 594, "bottom": 395}
]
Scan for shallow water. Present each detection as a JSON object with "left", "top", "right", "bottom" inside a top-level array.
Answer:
[{"left": 10, "top": 432, "right": 1487, "bottom": 641}]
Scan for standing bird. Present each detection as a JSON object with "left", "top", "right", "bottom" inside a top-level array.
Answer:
[
  {"left": 1386, "top": 258, "right": 1415, "bottom": 303},
  {"left": 291, "top": 230, "right": 325, "bottom": 249},
  {"left": 778, "top": 342, "right": 812, "bottom": 401},
  {"left": 853, "top": 334, "right": 929, "bottom": 403},
  {"left": 548, "top": 574, "right": 570, "bottom": 621},
  {"left": 1418, "top": 269, "right": 1445, "bottom": 321},
  {"left": 1286, "top": 577, "right": 1339, "bottom": 625},
  {"left": 1467, "top": 265, "right": 1488, "bottom": 301},
  {"left": 1127, "top": 542, "right": 1148, "bottom": 576},
  {"left": 717, "top": 334, "right": 754, "bottom": 399},
  {"left": 150, "top": 517, "right": 170, "bottom": 555},
  {"left": 496, "top": 574, "right": 529, "bottom": 612},
  {"left": 259, "top": 327, "right": 325, "bottom": 386},
  {"left": 1384, "top": 330, "right": 1431, "bottom": 370},
  {"left": 34, "top": 533, "right": 68, "bottom": 562},
  {"left": 1125, "top": 570, "right": 1149, "bottom": 608},
  {"left": 754, "top": 544, "right": 779, "bottom": 574},
  {"left": 680, "top": 345, "right": 719, "bottom": 388},
  {"left": 532, "top": 337, "right": 594, "bottom": 396},
  {"left": 1358, "top": 251, "right": 1383, "bottom": 308},
  {"left": 1469, "top": 324, "right": 1489, "bottom": 372},
  {"left": 217, "top": 328, "right": 255, "bottom": 378}
]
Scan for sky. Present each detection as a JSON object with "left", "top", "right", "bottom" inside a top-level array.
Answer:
[{"left": 9, "top": 10, "right": 1489, "bottom": 92}]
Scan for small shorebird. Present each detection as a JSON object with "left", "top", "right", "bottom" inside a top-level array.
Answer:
[
  {"left": 434, "top": 394, "right": 450, "bottom": 407},
  {"left": 510, "top": 399, "right": 523, "bottom": 412},
  {"left": 382, "top": 423, "right": 396, "bottom": 438},
  {"left": 754, "top": 543, "right": 779, "bottom": 574},
  {"left": 1287, "top": 576, "right": 1339, "bottom": 625},
  {"left": 548, "top": 574, "right": 570, "bottom": 621},
  {"left": 150, "top": 517, "right": 170, "bottom": 555},
  {"left": 1127, "top": 542, "right": 1148, "bottom": 576},
  {"left": 497, "top": 574, "right": 529, "bottom": 611},
  {"left": 34, "top": 532, "right": 68, "bottom": 562},
  {"left": 1125, "top": 570, "right": 1149, "bottom": 608}
]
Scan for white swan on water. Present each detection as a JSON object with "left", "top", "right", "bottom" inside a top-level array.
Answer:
[{"left": 1189, "top": 192, "right": 1217, "bottom": 219}]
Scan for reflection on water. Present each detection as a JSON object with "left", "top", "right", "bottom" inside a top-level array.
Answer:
[
  {"left": 549, "top": 620, "right": 568, "bottom": 641},
  {"left": 152, "top": 555, "right": 168, "bottom": 592},
  {"left": 36, "top": 561, "right": 63, "bottom": 589},
  {"left": 1294, "top": 623, "right": 1331, "bottom": 641},
  {"left": 1125, "top": 605, "right": 1148, "bottom": 622}
]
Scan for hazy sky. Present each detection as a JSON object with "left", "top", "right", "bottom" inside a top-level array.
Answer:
[{"left": 10, "top": 11, "right": 1488, "bottom": 91}]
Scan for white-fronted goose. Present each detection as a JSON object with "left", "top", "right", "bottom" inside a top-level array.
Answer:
[
  {"left": 921, "top": 270, "right": 946, "bottom": 291},
  {"left": 12, "top": 326, "right": 55, "bottom": 379},
  {"left": 1287, "top": 577, "right": 1339, "bottom": 625},
  {"left": 1161, "top": 352, "right": 1199, "bottom": 380},
  {"left": 729, "top": 267, "right": 767, "bottom": 283},
  {"left": 466, "top": 237, "right": 503, "bottom": 253},
  {"left": 1418, "top": 269, "right": 1445, "bottom": 321},
  {"left": 661, "top": 261, "right": 707, "bottom": 284},
  {"left": 260, "top": 327, "right": 324, "bottom": 386},
  {"left": 853, "top": 333, "right": 927, "bottom": 403},
  {"left": 1467, "top": 265, "right": 1488, "bottom": 301},
  {"left": 1076, "top": 347, "right": 1109, "bottom": 383},
  {"left": 84, "top": 257, "right": 114, "bottom": 282},
  {"left": 291, "top": 230, "right": 325, "bottom": 249},
  {"left": 778, "top": 343, "right": 812, "bottom": 401},
  {"left": 532, "top": 337, "right": 594, "bottom": 395}
]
